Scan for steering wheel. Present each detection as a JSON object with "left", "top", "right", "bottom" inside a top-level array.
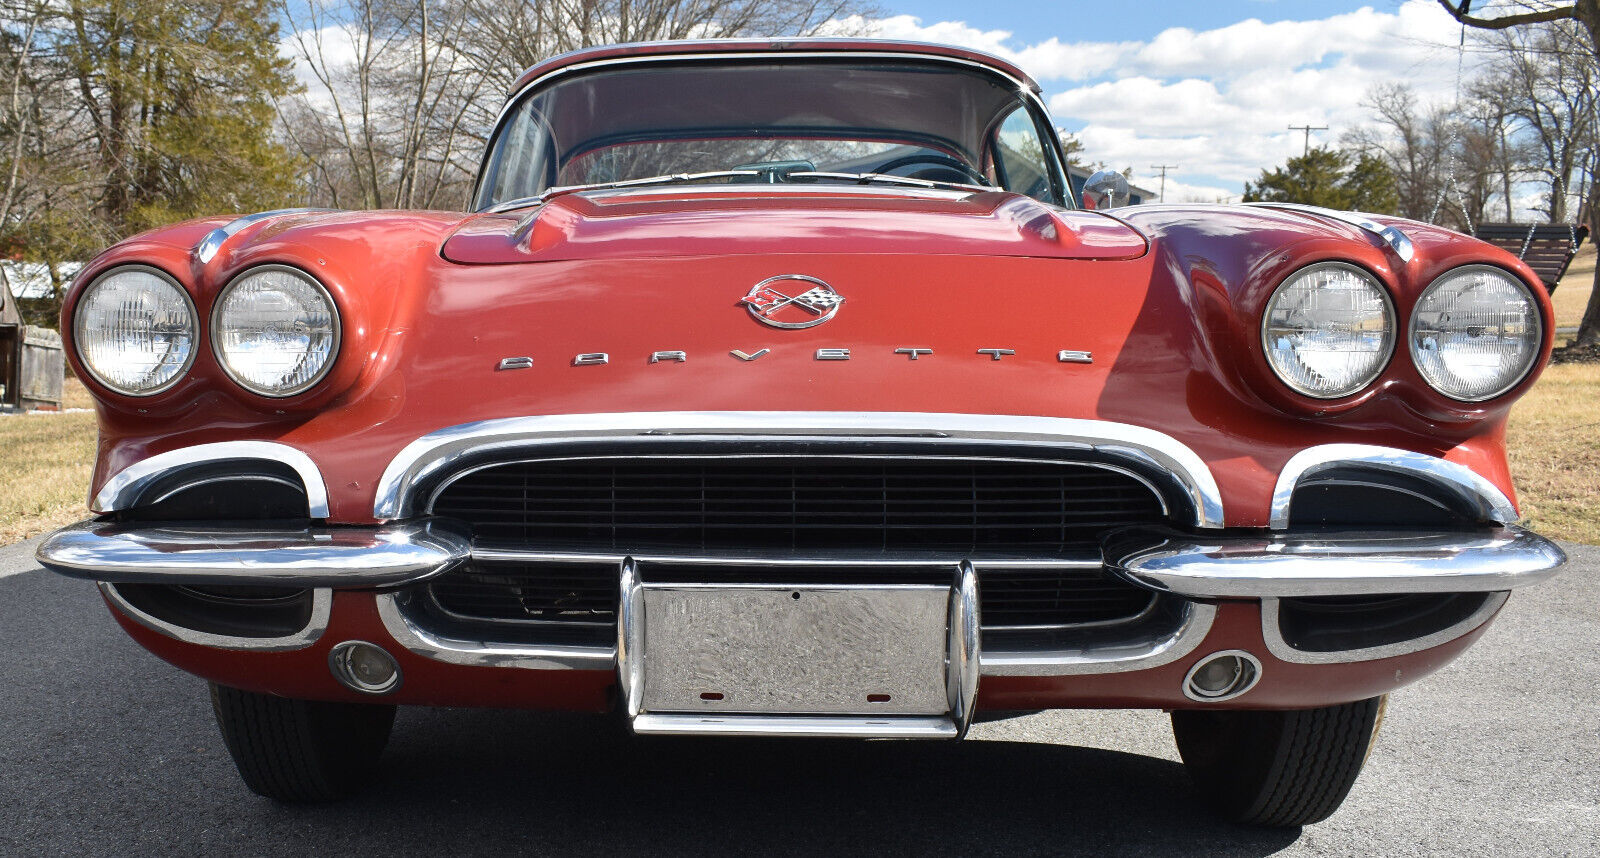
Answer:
[{"left": 872, "top": 153, "right": 989, "bottom": 186}]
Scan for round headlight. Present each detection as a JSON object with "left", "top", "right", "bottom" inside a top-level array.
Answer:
[
  {"left": 74, "top": 266, "right": 197, "bottom": 395},
  {"left": 1262, "top": 262, "right": 1395, "bottom": 399},
  {"left": 1409, "top": 265, "right": 1540, "bottom": 401},
  {"left": 213, "top": 265, "right": 340, "bottom": 396}
]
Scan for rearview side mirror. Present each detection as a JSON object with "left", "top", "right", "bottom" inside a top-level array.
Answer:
[{"left": 1083, "top": 170, "right": 1130, "bottom": 210}]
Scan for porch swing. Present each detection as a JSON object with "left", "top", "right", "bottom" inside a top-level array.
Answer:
[{"left": 1470, "top": 220, "right": 1587, "bottom": 294}]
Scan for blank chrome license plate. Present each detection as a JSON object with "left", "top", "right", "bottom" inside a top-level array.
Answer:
[{"left": 636, "top": 584, "right": 951, "bottom": 716}]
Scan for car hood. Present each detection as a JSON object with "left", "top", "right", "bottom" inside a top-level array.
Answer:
[{"left": 440, "top": 186, "right": 1148, "bottom": 264}]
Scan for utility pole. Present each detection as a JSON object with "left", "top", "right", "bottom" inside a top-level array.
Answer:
[
  {"left": 1150, "top": 164, "right": 1177, "bottom": 203},
  {"left": 1288, "top": 124, "right": 1328, "bottom": 157}
]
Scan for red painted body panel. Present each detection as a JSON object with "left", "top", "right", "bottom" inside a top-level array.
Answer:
[
  {"left": 65, "top": 194, "right": 1550, "bottom": 527},
  {"left": 442, "top": 188, "right": 1149, "bottom": 263}
]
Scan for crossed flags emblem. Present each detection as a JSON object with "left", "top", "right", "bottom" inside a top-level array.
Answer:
[{"left": 741, "top": 285, "right": 843, "bottom": 317}]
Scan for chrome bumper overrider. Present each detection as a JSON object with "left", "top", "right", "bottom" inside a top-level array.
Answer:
[
  {"left": 36, "top": 520, "right": 470, "bottom": 588},
  {"left": 1106, "top": 527, "right": 1566, "bottom": 598}
]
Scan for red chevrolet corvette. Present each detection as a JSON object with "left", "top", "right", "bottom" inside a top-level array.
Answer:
[{"left": 38, "top": 39, "right": 1565, "bottom": 826}]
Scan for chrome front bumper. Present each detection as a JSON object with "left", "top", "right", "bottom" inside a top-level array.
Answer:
[
  {"left": 36, "top": 520, "right": 471, "bottom": 589},
  {"left": 1106, "top": 527, "right": 1566, "bottom": 598},
  {"left": 39, "top": 521, "right": 1563, "bottom": 598}
]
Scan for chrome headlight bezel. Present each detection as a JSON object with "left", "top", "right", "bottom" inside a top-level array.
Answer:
[
  {"left": 210, "top": 264, "right": 342, "bottom": 398},
  {"left": 72, "top": 264, "right": 199, "bottom": 397},
  {"left": 1260, "top": 261, "right": 1397, "bottom": 400},
  {"left": 1407, "top": 264, "right": 1542, "bottom": 403}
]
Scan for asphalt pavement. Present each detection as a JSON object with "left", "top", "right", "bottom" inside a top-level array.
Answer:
[{"left": 1, "top": 538, "right": 1595, "bottom": 857}]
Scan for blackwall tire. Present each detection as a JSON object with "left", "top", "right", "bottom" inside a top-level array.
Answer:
[
  {"left": 209, "top": 682, "right": 397, "bottom": 802},
  {"left": 1171, "top": 695, "right": 1385, "bottom": 827}
]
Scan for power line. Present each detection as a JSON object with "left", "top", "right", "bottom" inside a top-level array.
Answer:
[
  {"left": 1287, "top": 124, "right": 1328, "bottom": 156},
  {"left": 1149, "top": 164, "right": 1177, "bottom": 203}
]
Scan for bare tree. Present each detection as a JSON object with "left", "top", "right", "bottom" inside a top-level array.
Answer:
[
  {"left": 1344, "top": 85, "right": 1461, "bottom": 222},
  {"left": 280, "top": 0, "right": 869, "bottom": 212},
  {"left": 1437, "top": 1, "right": 1600, "bottom": 348}
]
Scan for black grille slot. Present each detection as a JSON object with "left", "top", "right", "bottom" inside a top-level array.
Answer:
[
  {"left": 977, "top": 567, "right": 1158, "bottom": 628},
  {"left": 430, "top": 457, "right": 1167, "bottom": 553},
  {"left": 421, "top": 561, "right": 1156, "bottom": 635},
  {"left": 427, "top": 561, "right": 617, "bottom": 626}
]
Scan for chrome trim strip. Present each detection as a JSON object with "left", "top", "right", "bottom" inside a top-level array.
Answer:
[
  {"left": 1271, "top": 444, "right": 1519, "bottom": 529},
  {"left": 94, "top": 441, "right": 331, "bottom": 517},
  {"left": 630, "top": 713, "right": 958, "bottom": 739},
  {"left": 374, "top": 590, "right": 615, "bottom": 670},
  {"left": 1108, "top": 527, "right": 1565, "bottom": 598},
  {"left": 979, "top": 601, "right": 1216, "bottom": 676},
  {"left": 1247, "top": 203, "right": 1415, "bottom": 262},
  {"left": 39, "top": 521, "right": 470, "bottom": 589},
  {"left": 427, "top": 452, "right": 1170, "bottom": 522},
  {"left": 470, "top": 547, "right": 1107, "bottom": 569},
  {"left": 99, "top": 582, "right": 331, "bottom": 652},
  {"left": 949, "top": 561, "right": 980, "bottom": 738},
  {"left": 1260, "top": 591, "right": 1509, "bottom": 664},
  {"left": 375, "top": 411, "right": 1224, "bottom": 527},
  {"left": 195, "top": 208, "right": 335, "bottom": 264}
]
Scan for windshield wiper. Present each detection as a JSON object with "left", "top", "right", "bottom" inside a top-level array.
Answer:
[
  {"left": 787, "top": 171, "right": 993, "bottom": 194},
  {"left": 487, "top": 171, "right": 763, "bottom": 212}
]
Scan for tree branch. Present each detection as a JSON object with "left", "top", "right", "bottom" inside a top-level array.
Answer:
[{"left": 1435, "top": 1, "right": 1577, "bottom": 30}]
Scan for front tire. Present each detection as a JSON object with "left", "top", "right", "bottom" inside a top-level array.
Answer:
[
  {"left": 1171, "top": 696, "right": 1385, "bottom": 826},
  {"left": 209, "top": 683, "right": 397, "bottom": 802}
]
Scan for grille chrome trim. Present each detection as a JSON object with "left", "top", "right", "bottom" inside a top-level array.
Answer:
[
  {"left": 1260, "top": 591, "right": 1508, "bottom": 664},
  {"left": 1271, "top": 444, "right": 1517, "bottom": 529},
  {"left": 375, "top": 589, "right": 615, "bottom": 670},
  {"left": 378, "top": 551, "right": 1207, "bottom": 675},
  {"left": 101, "top": 582, "right": 331, "bottom": 652},
  {"left": 373, "top": 411, "right": 1224, "bottom": 527},
  {"left": 980, "top": 600, "right": 1215, "bottom": 676}
]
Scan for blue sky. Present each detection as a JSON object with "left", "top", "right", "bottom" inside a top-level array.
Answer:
[
  {"left": 850, "top": 1, "right": 1485, "bottom": 203},
  {"left": 886, "top": 1, "right": 1397, "bottom": 43}
]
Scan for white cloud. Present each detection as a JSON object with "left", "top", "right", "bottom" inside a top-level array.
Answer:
[{"left": 845, "top": 1, "right": 1486, "bottom": 196}]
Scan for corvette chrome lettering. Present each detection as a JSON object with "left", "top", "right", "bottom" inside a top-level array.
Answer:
[{"left": 503, "top": 347, "right": 1096, "bottom": 368}]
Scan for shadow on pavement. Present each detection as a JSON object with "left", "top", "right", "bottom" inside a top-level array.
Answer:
[
  {"left": 266, "top": 707, "right": 1303, "bottom": 856},
  {"left": 2, "top": 566, "right": 1302, "bottom": 857}
]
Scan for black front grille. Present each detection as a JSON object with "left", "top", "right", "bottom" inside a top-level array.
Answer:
[{"left": 430, "top": 457, "right": 1167, "bottom": 553}]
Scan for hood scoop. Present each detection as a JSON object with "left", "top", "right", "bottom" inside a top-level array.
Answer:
[{"left": 441, "top": 188, "right": 1148, "bottom": 264}]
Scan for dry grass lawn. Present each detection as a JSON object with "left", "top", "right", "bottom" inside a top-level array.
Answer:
[
  {"left": 1507, "top": 363, "right": 1600, "bottom": 545},
  {"left": 1, "top": 362, "right": 1596, "bottom": 548},
  {"left": 0, "top": 378, "right": 96, "bottom": 545},
  {"left": 1553, "top": 242, "right": 1594, "bottom": 333}
]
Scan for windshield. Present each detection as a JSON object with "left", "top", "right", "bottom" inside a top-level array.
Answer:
[{"left": 474, "top": 58, "right": 1069, "bottom": 208}]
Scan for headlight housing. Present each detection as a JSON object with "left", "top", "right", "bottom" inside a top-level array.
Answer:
[
  {"left": 1409, "top": 265, "right": 1540, "bottom": 401},
  {"left": 1261, "top": 262, "right": 1395, "bottom": 399},
  {"left": 74, "top": 266, "right": 197, "bottom": 395},
  {"left": 212, "top": 265, "right": 340, "bottom": 397}
]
